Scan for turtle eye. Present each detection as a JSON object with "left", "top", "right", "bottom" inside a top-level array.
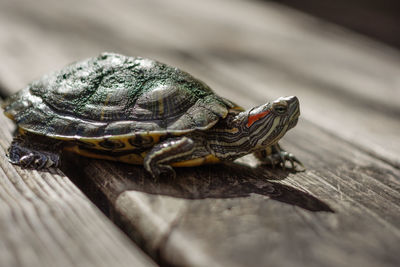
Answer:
[{"left": 272, "top": 102, "right": 288, "bottom": 115}]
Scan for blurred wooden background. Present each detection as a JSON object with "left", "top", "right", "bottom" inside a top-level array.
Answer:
[
  {"left": 0, "top": 0, "right": 399, "bottom": 266},
  {"left": 268, "top": 0, "right": 400, "bottom": 49}
]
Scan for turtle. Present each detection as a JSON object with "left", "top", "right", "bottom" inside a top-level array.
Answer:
[{"left": 2, "top": 52, "right": 302, "bottom": 178}]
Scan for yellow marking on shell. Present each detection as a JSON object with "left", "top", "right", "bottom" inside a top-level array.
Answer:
[
  {"left": 73, "top": 133, "right": 164, "bottom": 151},
  {"left": 64, "top": 145, "right": 144, "bottom": 164},
  {"left": 39, "top": 129, "right": 191, "bottom": 153},
  {"left": 100, "top": 94, "right": 111, "bottom": 121},
  {"left": 171, "top": 154, "right": 220, "bottom": 167},
  {"left": 231, "top": 106, "right": 245, "bottom": 112},
  {"left": 4, "top": 111, "right": 14, "bottom": 120},
  {"left": 18, "top": 127, "right": 27, "bottom": 135},
  {"left": 64, "top": 145, "right": 220, "bottom": 167}
]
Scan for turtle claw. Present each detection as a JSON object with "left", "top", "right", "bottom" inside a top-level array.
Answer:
[
  {"left": 279, "top": 151, "right": 304, "bottom": 171},
  {"left": 289, "top": 154, "right": 304, "bottom": 170},
  {"left": 8, "top": 140, "right": 60, "bottom": 170},
  {"left": 150, "top": 164, "right": 176, "bottom": 180},
  {"left": 162, "top": 165, "right": 176, "bottom": 179},
  {"left": 256, "top": 144, "right": 304, "bottom": 172},
  {"left": 18, "top": 153, "right": 34, "bottom": 167}
]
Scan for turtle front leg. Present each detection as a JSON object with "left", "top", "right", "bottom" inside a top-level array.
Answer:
[
  {"left": 255, "top": 143, "right": 304, "bottom": 171},
  {"left": 144, "top": 137, "right": 195, "bottom": 178},
  {"left": 8, "top": 136, "right": 61, "bottom": 169}
]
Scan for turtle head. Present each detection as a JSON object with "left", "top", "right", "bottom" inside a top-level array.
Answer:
[{"left": 239, "top": 96, "right": 300, "bottom": 150}]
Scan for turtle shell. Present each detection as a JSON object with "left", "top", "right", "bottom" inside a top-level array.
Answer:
[{"left": 4, "top": 53, "right": 236, "bottom": 142}]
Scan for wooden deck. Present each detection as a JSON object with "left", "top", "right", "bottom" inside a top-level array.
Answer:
[{"left": 0, "top": 0, "right": 399, "bottom": 266}]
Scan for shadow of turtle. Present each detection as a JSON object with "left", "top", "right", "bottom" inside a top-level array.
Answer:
[
  {"left": 140, "top": 163, "right": 332, "bottom": 212},
  {"left": 63, "top": 155, "right": 333, "bottom": 213}
]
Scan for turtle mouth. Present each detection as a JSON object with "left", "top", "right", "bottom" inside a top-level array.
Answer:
[
  {"left": 288, "top": 117, "right": 299, "bottom": 130},
  {"left": 287, "top": 98, "right": 300, "bottom": 130}
]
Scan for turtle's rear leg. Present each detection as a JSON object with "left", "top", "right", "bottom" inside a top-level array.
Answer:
[{"left": 7, "top": 134, "right": 61, "bottom": 169}]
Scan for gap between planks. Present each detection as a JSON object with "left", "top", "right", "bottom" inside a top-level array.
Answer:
[{"left": 0, "top": 105, "right": 156, "bottom": 267}]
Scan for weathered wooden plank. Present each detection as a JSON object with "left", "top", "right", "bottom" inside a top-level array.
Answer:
[
  {"left": 1, "top": 0, "right": 400, "bottom": 267},
  {"left": 0, "top": 110, "right": 156, "bottom": 267}
]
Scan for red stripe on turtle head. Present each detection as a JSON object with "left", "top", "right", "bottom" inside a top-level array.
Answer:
[{"left": 246, "top": 110, "right": 270, "bottom": 128}]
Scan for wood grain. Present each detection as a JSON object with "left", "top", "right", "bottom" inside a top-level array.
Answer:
[
  {"left": 0, "top": 0, "right": 400, "bottom": 266},
  {"left": 0, "top": 110, "right": 156, "bottom": 267}
]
